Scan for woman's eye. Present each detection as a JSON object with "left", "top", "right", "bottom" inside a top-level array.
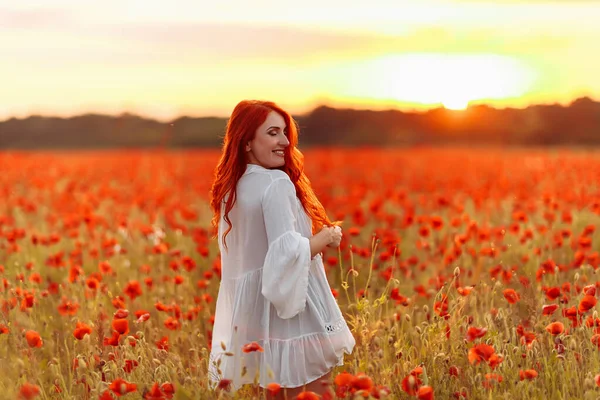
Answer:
[{"left": 268, "top": 132, "right": 277, "bottom": 136}]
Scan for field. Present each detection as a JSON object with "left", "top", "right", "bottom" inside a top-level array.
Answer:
[{"left": 2, "top": 147, "right": 600, "bottom": 399}]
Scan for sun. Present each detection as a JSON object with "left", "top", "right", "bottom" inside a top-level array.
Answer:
[
  {"left": 442, "top": 98, "right": 469, "bottom": 110},
  {"left": 333, "top": 53, "right": 535, "bottom": 111}
]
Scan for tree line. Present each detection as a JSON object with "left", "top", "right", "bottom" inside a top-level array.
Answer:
[{"left": 1, "top": 97, "right": 599, "bottom": 149}]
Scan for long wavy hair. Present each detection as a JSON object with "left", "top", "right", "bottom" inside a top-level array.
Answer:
[{"left": 209, "top": 100, "right": 337, "bottom": 251}]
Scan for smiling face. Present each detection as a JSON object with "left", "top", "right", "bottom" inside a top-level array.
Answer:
[{"left": 246, "top": 110, "right": 290, "bottom": 169}]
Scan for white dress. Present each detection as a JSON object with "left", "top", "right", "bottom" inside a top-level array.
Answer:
[{"left": 208, "top": 163, "right": 355, "bottom": 391}]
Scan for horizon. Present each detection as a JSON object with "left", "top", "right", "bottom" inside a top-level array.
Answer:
[
  {"left": 2, "top": 0, "right": 599, "bottom": 121},
  {"left": 0, "top": 95, "right": 596, "bottom": 125}
]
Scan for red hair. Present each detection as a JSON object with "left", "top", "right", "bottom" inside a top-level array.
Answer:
[{"left": 209, "top": 100, "right": 336, "bottom": 250}]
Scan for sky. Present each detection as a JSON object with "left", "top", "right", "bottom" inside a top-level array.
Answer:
[{"left": 1, "top": 0, "right": 599, "bottom": 121}]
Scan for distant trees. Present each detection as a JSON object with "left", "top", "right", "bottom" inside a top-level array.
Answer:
[{"left": 1, "top": 97, "right": 599, "bottom": 149}]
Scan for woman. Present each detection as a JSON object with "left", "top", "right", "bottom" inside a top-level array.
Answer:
[{"left": 208, "top": 100, "right": 355, "bottom": 398}]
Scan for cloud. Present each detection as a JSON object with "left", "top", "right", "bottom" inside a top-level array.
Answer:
[{"left": 0, "top": 7, "right": 77, "bottom": 29}]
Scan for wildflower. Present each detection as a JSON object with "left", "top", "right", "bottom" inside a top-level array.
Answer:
[
  {"left": 296, "top": 391, "right": 320, "bottom": 400},
  {"left": 156, "top": 336, "right": 169, "bottom": 351},
  {"left": 124, "top": 280, "right": 143, "bottom": 300},
  {"left": 143, "top": 383, "right": 164, "bottom": 399},
  {"left": 123, "top": 359, "right": 139, "bottom": 373},
  {"left": 57, "top": 297, "right": 80, "bottom": 316},
  {"left": 401, "top": 374, "right": 421, "bottom": 396},
  {"left": 542, "top": 304, "right": 559, "bottom": 316},
  {"left": 103, "top": 331, "right": 121, "bottom": 346},
  {"left": 482, "top": 373, "right": 503, "bottom": 389},
  {"left": 579, "top": 295, "right": 597, "bottom": 313},
  {"left": 217, "top": 379, "right": 231, "bottom": 391},
  {"left": 25, "top": 330, "right": 43, "bottom": 348},
  {"left": 503, "top": 289, "right": 520, "bottom": 304},
  {"left": 114, "top": 309, "right": 129, "bottom": 319},
  {"left": 519, "top": 369, "right": 538, "bottom": 380},
  {"left": 73, "top": 321, "right": 92, "bottom": 340},
  {"left": 109, "top": 378, "right": 137, "bottom": 396},
  {"left": 136, "top": 313, "right": 151, "bottom": 324},
  {"left": 544, "top": 287, "right": 561, "bottom": 301},
  {"left": 112, "top": 319, "right": 129, "bottom": 335},
  {"left": 242, "top": 342, "right": 264, "bottom": 353},
  {"left": 456, "top": 286, "right": 473, "bottom": 296},
  {"left": 545, "top": 322, "right": 564, "bottom": 335},
  {"left": 468, "top": 344, "right": 495, "bottom": 365},
  {"left": 18, "top": 383, "right": 40, "bottom": 399},
  {"left": 160, "top": 382, "right": 175, "bottom": 398},
  {"left": 353, "top": 372, "right": 373, "bottom": 391},
  {"left": 417, "top": 385, "right": 434, "bottom": 400},
  {"left": 466, "top": 327, "right": 487, "bottom": 342}
]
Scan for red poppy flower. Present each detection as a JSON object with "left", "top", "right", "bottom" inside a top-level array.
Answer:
[
  {"left": 160, "top": 382, "right": 174, "bottom": 398},
  {"left": 519, "top": 369, "right": 538, "bottom": 380},
  {"left": 73, "top": 321, "right": 92, "bottom": 340},
  {"left": 103, "top": 331, "right": 121, "bottom": 346},
  {"left": 334, "top": 371, "right": 355, "bottom": 387},
  {"left": 401, "top": 374, "right": 422, "bottom": 396},
  {"left": 579, "top": 295, "right": 597, "bottom": 313},
  {"left": 136, "top": 313, "right": 151, "bottom": 324},
  {"left": 580, "top": 285, "right": 596, "bottom": 298},
  {"left": 457, "top": 286, "right": 473, "bottom": 296},
  {"left": 544, "top": 286, "right": 561, "bottom": 301},
  {"left": 57, "top": 297, "right": 80, "bottom": 316},
  {"left": 296, "top": 392, "right": 320, "bottom": 400},
  {"left": 266, "top": 383, "right": 281, "bottom": 396},
  {"left": 217, "top": 379, "right": 231, "bottom": 391},
  {"left": 591, "top": 334, "right": 600, "bottom": 349},
  {"left": 123, "top": 359, "right": 139, "bottom": 373},
  {"left": 143, "top": 382, "right": 164, "bottom": 399},
  {"left": 503, "top": 289, "right": 520, "bottom": 304},
  {"left": 124, "top": 280, "right": 143, "bottom": 300},
  {"left": 449, "top": 366, "right": 461, "bottom": 377},
  {"left": 468, "top": 344, "right": 495, "bottom": 365},
  {"left": 542, "top": 304, "right": 559, "bottom": 316},
  {"left": 109, "top": 378, "right": 137, "bottom": 396},
  {"left": 242, "top": 341, "right": 264, "bottom": 353},
  {"left": 25, "top": 330, "right": 43, "bottom": 348},
  {"left": 98, "top": 390, "right": 113, "bottom": 400},
  {"left": 164, "top": 317, "right": 180, "bottom": 330},
  {"left": 18, "top": 382, "right": 40, "bottom": 399},
  {"left": 112, "top": 318, "right": 129, "bottom": 335},
  {"left": 352, "top": 372, "right": 373, "bottom": 391},
  {"left": 545, "top": 321, "right": 564, "bottom": 335},
  {"left": 156, "top": 336, "right": 169, "bottom": 351},
  {"left": 466, "top": 327, "right": 487, "bottom": 342},
  {"left": 114, "top": 309, "right": 129, "bottom": 319},
  {"left": 417, "top": 385, "right": 434, "bottom": 400},
  {"left": 482, "top": 373, "right": 503, "bottom": 389}
]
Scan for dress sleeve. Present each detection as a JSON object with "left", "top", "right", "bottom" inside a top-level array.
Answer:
[{"left": 260, "top": 177, "right": 311, "bottom": 319}]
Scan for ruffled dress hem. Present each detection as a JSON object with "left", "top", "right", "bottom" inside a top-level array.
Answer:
[{"left": 208, "top": 321, "right": 355, "bottom": 391}]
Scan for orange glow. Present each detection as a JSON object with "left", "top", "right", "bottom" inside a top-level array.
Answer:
[{"left": 0, "top": 1, "right": 598, "bottom": 119}]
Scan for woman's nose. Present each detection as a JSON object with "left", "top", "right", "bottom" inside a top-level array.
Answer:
[{"left": 280, "top": 135, "right": 290, "bottom": 146}]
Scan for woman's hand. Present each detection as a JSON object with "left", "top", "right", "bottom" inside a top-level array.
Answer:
[
  {"left": 310, "top": 225, "right": 342, "bottom": 258},
  {"left": 326, "top": 225, "right": 342, "bottom": 248}
]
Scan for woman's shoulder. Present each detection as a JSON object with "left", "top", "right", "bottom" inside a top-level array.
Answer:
[
  {"left": 265, "top": 168, "right": 291, "bottom": 182},
  {"left": 245, "top": 166, "right": 292, "bottom": 184}
]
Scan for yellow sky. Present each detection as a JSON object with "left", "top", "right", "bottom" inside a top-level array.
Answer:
[{"left": 1, "top": 0, "right": 599, "bottom": 121}]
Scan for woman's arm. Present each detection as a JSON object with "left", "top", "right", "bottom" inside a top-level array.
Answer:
[{"left": 309, "top": 227, "right": 335, "bottom": 258}]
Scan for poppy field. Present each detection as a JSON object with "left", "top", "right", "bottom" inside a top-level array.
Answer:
[{"left": 3, "top": 147, "right": 600, "bottom": 399}]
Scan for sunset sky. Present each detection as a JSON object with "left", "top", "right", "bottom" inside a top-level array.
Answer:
[{"left": 1, "top": 0, "right": 599, "bottom": 121}]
